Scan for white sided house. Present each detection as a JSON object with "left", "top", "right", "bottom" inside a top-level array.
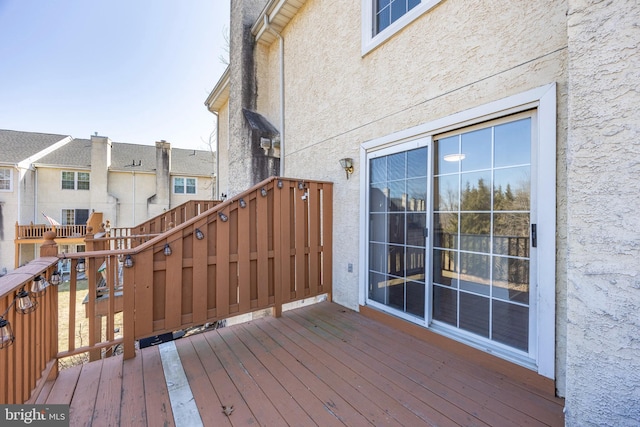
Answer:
[
  {"left": 0, "top": 131, "right": 215, "bottom": 271},
  {"left": 205, "top": 0, "right": 640, "bottom": 425}
]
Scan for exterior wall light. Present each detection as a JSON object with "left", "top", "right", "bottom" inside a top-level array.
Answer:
[
  {"left": 339, "top": 158, "right": 354, "bottom": 179},
  {"left": 239, "top": 198, "right": 247, "bottom": 208},
  {"left": 260, "top": 188, "right": 268, "bottom": 197},
  {"left": 218, "top": 212, "right": 229, "bottom": 222},
  {"left": 164, "top": 244, "right": 172, "bottom": 256},
  {"left": 277, "top": 180, "right": 283, "bottom": 189},
  {"left": 195, "top": 228, "right": 205, "bottom": 240}
]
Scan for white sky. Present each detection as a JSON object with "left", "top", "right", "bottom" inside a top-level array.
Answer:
[{"left": 0, "top": 0, "right": 230, "bottom": 150}]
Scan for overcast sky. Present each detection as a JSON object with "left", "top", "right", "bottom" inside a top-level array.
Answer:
[{"left": 0, "top": 0, "right": 230, "bottom": 150}]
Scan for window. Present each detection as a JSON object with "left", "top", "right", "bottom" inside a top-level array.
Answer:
[
  {"left": 362, "top": 0, "right": 442, "bottom": 54},
  {"left": 61, "top": 209, "right": 89, "bottom": 226},
  {"left": 0, "top": 168, "right": 12, "bottom": 191},
  {"left": 361, "top": 84, "right": 557, "bottom": 377},
  {"left": 61, "top": 171, "right": 90, "bottom": 190},
  {"left": 173, "top": 177, "right": 196, "bottom": 194}
]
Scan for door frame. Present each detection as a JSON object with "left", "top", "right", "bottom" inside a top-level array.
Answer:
[{"left": 359, "top": 83, "right": 556, "bottom": 379}]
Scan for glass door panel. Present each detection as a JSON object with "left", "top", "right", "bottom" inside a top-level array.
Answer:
[
  {"left": 368, "top": 146, "right": 428, "bottom": 319},
  {"left": 432, "top": 117, "right": 532, "bottom": 353}
]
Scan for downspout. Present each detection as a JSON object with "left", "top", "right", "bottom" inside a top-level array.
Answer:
[
  {"left": 264, "top": 15, "right": 285, "bottom": 177},
  {"left": 214, "top": 111, "right": 220, "bottom": 199},
  {"left": 132, "top": 171, "right": 136, "bottom": 225}
]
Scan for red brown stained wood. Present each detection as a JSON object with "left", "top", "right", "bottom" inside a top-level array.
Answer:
[{"left": 34, "top": 301, "right": 564, "bottom": 426}]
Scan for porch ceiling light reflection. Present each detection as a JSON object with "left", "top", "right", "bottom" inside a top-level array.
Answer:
[{"left": 443, "top": 153, "right": 466, "bottom": 162}]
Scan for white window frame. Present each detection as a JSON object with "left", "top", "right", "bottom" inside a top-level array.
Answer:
[
  {"left": 173, "top": 177, "right": 197, "bottom": 195},
  {"left": 61, "top": 171, "right": 90, "bottom": 190},
  {"left": 0, "top": 167, "right": 13, "bottom": 192},
  {"left": 359, "top": 83, "right": 557, "bottom": 379},
  {"left": 361, "top": 0, "right": 442, "bottom": 56},
  {"left": 61, "top": 208, "right": 90, "bottom": 226}
]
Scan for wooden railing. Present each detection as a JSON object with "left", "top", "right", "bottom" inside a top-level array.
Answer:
[
  {"left": 109, "top": 199, "right": 222, "bottom": 249},
  {"left": 118, "top": 177, "right": 332, "bottom": 358},
  {"left": 2, "top": 177, "right": 332, "bottom": 402},
  {"left": 0, "top": 236, "right": 59, "bottom": 404},
  {"left": 15, "top": 223, "right": 86, "bottom": 239}
]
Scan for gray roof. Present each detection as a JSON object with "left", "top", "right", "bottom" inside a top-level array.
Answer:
[
  {"left": 0, "top": 129, "right": 69, "bottom": 164},
  {"left": 36, "top": 138, "right": 214, "bottom": 176}
]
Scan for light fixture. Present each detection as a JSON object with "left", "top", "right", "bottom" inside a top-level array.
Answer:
[
  {"left": 164, "top": 244, "right": 172, "bottom": 256},
  {"left": 0, "top": 317, "right": 14, "bottom": 349},
  {"left": 443, "top": 153, "right": 466, "bottom": 162},
  {"left": 49, "top": 271, "right": 61, "bottom": 286},
  {"left": 195, "top": 228, "right": 205, "bottom": 240},
  {"left": 339, "top": 158, "right": 354, "bottom": 179},
  {"left": 218, "top": 212, "right": 229, "bottom": 222},
  {"left": 277, "top": 180, "right": 283, "bottom": 189},
  {"left": 260, "top": 187, "right": 268, "bottom": 197},
  {"left": 123, "top": 255, "right": 134, "bottom": 268},
  {"left": 76, "top": 259, "right": 85, "bottom": 273},
  {"left": 30, "top": 275, "right": 48, "bottom": 297},
  {"left": 297, "top": 181, "right": 305, "bottom": 190},
  {"left": 239, "top": 198, "right": 247, "bottom": 208},
  {"left": 15, "top": 288, "right": 37, "bottom": 314}
]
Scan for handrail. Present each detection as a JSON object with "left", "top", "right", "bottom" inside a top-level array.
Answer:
[{"left": 0, "top": 234, "right": 59, "bottom": 404}]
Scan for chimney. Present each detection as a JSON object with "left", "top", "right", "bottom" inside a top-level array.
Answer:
[{"left": 155, "top": 140, "right": 171, "bottom": 206}]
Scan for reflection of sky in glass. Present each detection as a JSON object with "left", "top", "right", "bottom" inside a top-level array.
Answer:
[
  {"left": 408, "top": 147, "right": 428, "bottom": 178},
  {"left": 494, "top": 118, "right": 531, "bottom": 167},
  {"left": 371, "top": 157, "right": 386, "bottom": 183},
  {"left": 493, "top": 167, "right": 530, "bottom": 195},
  {"left": 388, "top": 152, "right": 405, "bottom": 181},
  {"left": 461, "top": 128, "right": 491, "bottom": 172}
]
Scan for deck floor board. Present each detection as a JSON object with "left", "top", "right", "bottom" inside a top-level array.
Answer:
[{"left": 37, "top": 301, "right": 564, "bottom": 426}]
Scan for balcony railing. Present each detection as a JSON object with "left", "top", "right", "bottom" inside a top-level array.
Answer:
[
  {"left": 0, "top": 177, "right": 332, "bottom": 403},
  {"left": 109, "top": 199, "right": 222, "bottom": 249}
]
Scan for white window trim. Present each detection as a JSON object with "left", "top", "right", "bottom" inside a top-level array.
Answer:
[
  {"left": 172, "top": 176, "right": 197, "bottom": 195},
  {"left": 359, "top": 83, "right": 557, "bottom": 379},
  {"left": 0, "top": 167, "right": 13, "bottom": 192},
  {"left": 61, "top": 171, "right": 90, "bottom": 190},
  {"left": 361, "top": 0, "right": 442, "bottom": 56}
]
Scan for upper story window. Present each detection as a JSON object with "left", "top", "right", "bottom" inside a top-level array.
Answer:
[
  {"left": 375, "top": 0, "right": 421, "bottom": 34},
  {"left": 62, "top": 171, "right": 90, "bottom": 190},
  {"left": 173, "top": 177, "right": 196, "bottom": 194},
  {"left": 0, "top": 168, "right": 12, "bottom": 191},
  {"left": 362, "top": 0, "right": 442, "bottom": 55}
]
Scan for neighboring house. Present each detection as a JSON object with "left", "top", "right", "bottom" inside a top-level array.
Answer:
[
  {"left": 205, "top": 0, "right": 640, "bottom": 425},
  {"left": 1, "top": 131, "right": 215, "bottom": 270}
]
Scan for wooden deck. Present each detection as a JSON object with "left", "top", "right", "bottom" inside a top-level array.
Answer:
[{"left": 35, "top": 301, "right": 564, "bottom": 426}]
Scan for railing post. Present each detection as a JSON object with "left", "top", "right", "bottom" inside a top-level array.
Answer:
[{"left": 40, "top": 230, "right": 58, "bottom": 258}]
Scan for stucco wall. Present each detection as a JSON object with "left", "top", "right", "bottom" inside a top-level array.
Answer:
[
  {"left": 37, "top": 167, "right": 93, "bottom": 220},
  {"left": 565, "top": 0, "right": 640, "bottom": 425},
  {"left": 0, "top": 168, "right": 19, "bottom": 271},
  {"left": 108, "top": 171, "right": 156, "bottom": 227},
  {"left": 254, "top": 0, "right": 569, "bottom": 394}
]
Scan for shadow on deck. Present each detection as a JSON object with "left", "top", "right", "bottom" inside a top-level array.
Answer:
[{"left": 35, "top": 301, "right": 564, "bottom": 426}]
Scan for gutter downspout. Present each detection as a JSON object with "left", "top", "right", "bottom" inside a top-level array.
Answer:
[
  {"left": 214, "top": 112, "right": 220, "bottom": 199},
  {"left": 264, "top": 15, "right": 285, "bottom": 177}
]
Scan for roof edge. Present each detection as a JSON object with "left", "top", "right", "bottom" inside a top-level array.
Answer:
[
  {"left": 205, "top": 66, "right": 230, "bottom": 113},
  {"left": 17, "top": 136, "right": 73, "bottom": 169}
]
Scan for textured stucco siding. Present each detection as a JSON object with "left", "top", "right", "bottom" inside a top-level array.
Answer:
[
  {"left": 254, "top": 0, "right": 569, "bottom": 393},
  {"left": 565, "top": 0, "right": 640, "bottom": 425},
  {"left": 0, "top": 169, "right": 19, "bottom": 270},
  {"left": 217, "top": 102, "right": 231, "bottom": 198},
  {"left": 108, "top": 171, "right": 156, "bottom": 227}
]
